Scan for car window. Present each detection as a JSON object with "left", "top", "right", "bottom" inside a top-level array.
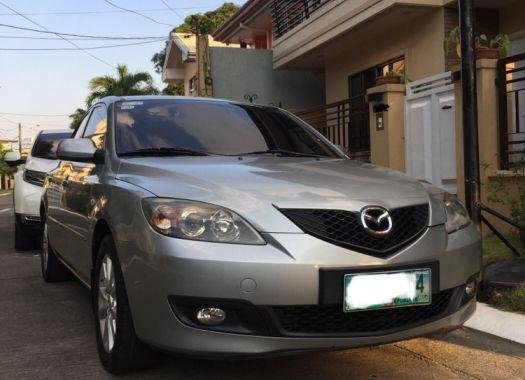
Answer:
[
  {"left": 31, "top": 132, "right": 72, "bottom": 160},
  {"left": 83, "top": 106, "right": 107, "bottom": 149},
  {"left": 73, "top": 110, "right": 92, "bottom": 139},
  {"left": 114, "top": 99, "right": 339, "bottom": 157}
]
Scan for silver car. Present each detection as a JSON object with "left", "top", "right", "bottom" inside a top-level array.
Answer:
[{"left": 41, "top": 96, "right": 481, "bottom": 374}]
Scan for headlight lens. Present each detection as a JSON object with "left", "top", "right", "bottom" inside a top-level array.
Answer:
[
  {"left": 142, "top": 198, "right": 265, "bottom": 245},
  {"left": 444, "top": 193, "right": 471, "bottom": 233}
]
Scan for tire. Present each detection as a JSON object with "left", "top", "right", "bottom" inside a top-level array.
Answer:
[
  {"left": 93, "top": 235, "right": 154, "bottom": 374},
  {"left": 41, "top": 218, "right": 71, "bottom": 282},
  {"left": 15, "top": 215, "right": 39, "bottom": 251}
]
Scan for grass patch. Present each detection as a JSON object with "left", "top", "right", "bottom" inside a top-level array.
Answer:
[
  {"left": 482, "top": 234, "right": 525, "bottom": 313},
  {"left": 484, "top": 284, "right": 525, "bottom": 313},
  {"left": 482, "top": 234, "right": 523, "bottom": 266},
  {"left": 0, "top": 189, "right": 12, "bottom": 195}
]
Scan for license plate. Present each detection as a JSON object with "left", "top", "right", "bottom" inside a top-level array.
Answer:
[{"left": 343, "top": 268, "right": 431, "bottom": 312}]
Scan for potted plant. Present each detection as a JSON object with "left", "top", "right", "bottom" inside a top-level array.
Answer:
[
  {"left": 444, "top": 26, "right": 511, "bottom": 60},
  {"left": 375, "top": 71, "right": 401, "bottom": 86}
]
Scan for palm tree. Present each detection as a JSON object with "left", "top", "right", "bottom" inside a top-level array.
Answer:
[
  {"left": 69, "top": 108, "right": 87, "bottom": 129},
  {"left": 86, "top": 64, "right": 158, "bottom": 106}
]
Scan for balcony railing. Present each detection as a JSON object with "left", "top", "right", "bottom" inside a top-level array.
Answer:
[
  {"left": 271, "top": 0, "right": 333, "bottom": 39},
  {"left": 292, "top": 98, "right": 371, "bottom": 161},
  {"left": 497, "top": 53, "right": 525, "bottom": 169}
]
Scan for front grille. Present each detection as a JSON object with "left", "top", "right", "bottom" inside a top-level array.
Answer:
[
  {"left": 280, "top": 205, "right": 429, "bottom": 257},
  {"left": 269, "top": 288, "right": 455, "bottom": 336}
]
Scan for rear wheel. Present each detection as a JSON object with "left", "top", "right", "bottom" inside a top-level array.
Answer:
[
  {"left": 15, "top": 215, "right": 39, "bottom": 251},
  {"left": 41, "top": 218, "right": 70, "bottom": 282},
  {"left": 93, "top": 235, "right": 154, "bottom": 374}
]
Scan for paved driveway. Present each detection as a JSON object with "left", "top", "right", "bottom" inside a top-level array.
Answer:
[{"left": 0, "top": 193, "right": 523, "bottom": 379}]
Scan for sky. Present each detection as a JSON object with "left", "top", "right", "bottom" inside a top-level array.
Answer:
[{"left": 0, "top": 0, "right": 242, "bottom": 144}]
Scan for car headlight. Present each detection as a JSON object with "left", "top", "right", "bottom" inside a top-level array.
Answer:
[
  {"left": 444, "top": 193, "right": 471, "bottom": 233},
  {"left": 141, "top": 198, "right": 266, "bottom": 245}
]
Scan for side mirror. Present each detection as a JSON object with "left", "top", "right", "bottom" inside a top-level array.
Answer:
[
  {"left": 3, "top": 151, "right": 26, "bottom": 166},
  {"left": 57, "top": 138, "right": 105, "bottom": 164}
]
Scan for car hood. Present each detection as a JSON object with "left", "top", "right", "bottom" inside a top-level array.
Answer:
[{"left": 117, "top": 157, "right": 446, "bottom": 233}]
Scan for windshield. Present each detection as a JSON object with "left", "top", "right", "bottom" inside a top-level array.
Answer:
[
  {"left": 31, "top": 132, "right": 71, "bottom": 160},
  {"left": 114, "top": 99, "right": 341, "bottom": 158}
]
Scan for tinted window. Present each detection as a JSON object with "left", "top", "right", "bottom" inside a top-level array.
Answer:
[
  {"left": 83, "top": 106, "right": 107, "bottom": 149},
  {"left": 31, "top": 132, "right": 72, "bottom": 159},
  {"left": 115, "top": 100, "right": 339, "bottom": 157}
]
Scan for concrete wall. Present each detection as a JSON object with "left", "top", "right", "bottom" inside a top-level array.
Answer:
[
  {"left": 324, "top": 8, "right": 445, "bottom": 103},
  {"left": 210, "top": 47, "right": 325, "bottom": 108}
]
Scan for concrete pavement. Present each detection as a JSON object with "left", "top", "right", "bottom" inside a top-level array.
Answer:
[{"left": 0, "top": 193, "right": 523, "bottom": 379}]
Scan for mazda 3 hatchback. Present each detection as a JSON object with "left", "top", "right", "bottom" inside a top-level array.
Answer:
[{"left": 41, "top": 96, "right": 481, "bottom": 374}]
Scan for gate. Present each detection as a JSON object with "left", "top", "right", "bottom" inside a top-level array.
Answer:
[
  {"left": 497, "top": 53, "right": 525, "bottom": 169},
  {"left": 405, "top": 72, "right": 457, "bottom": 193}
]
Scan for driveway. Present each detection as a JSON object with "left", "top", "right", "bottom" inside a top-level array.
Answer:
[{"left": 0, "top": 193, "right": 523, "bottom": 379}]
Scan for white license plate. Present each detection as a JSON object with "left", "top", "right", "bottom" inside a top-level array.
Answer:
[{"left": 343, "top": 269, "right": 431, "bottom": 312}]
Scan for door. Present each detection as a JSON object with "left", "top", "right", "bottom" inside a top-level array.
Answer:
[
  {"left": 46, "top": 109, "right": 91, "bottom": 257},
  {"left": 348, "top": 68, "right": 375, "bottom": 157},
  {"left": 62, "top": 105, "right": 107, "bottom": 278},
  {"left": 405, "top": 72, "right": 457, "bottom": 193}
]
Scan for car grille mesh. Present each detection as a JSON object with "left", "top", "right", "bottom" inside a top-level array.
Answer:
[
  {"left": 269, "top": 288, "right": 454, "bottom": 336},
  {"left": 280, "top": 205, "right": 429, "bottom": 257}
]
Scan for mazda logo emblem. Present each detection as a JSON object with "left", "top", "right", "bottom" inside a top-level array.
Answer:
[{"left": 360, "top": 206, "right": 393, "bottom": 236}]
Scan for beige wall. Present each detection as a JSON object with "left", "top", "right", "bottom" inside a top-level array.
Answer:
[{"left": 324, "top": 8, "right": 446, "bottom": 103}]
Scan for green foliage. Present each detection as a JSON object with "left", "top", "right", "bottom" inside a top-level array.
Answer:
[
  {"left": 161, "top": 83, "right": 184, "bottom": 95},
  {"left": 86, "top": 64, "right": 158, "bottom": 106},
  {"left": 485, "top": 157, "right": 525, "bottom": 225},
  {"left": 483, "top": 234, "right": 522, "bottom": 266},
  {"left": 490, "top": 34, "right": 511, "bottom": 58},
  {"left": 444, "top": 26, "right": 511, "bottom": 58},
  {"left": 0, "top": 148, "right": 17, "bottom": 176},
  {"left": 485, "top": 283, "right": 525, "bottom": 313},
  {"left": 443, "top": 26, "right": 460, "bottom": 56},
  {"left": 69, "top": 108, "right": 87, "bottom": 130},
  {"left": 151, "top": 2, "right": 240, "bottom": 74}
]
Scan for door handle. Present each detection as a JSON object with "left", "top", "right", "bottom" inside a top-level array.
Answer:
[
  {"left": 441, "top": 104, "right": 452, "bottom": 110},
  {"left": 61, "top": 180, "right": 69, "bottom": 188}
]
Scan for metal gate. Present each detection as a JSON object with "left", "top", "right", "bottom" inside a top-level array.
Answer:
[
  {"left": 405, "top": 72, "right": 457, "bottom": 193},
  {"left": 497, "top": 53, "right": 525, "bottom": 169}
]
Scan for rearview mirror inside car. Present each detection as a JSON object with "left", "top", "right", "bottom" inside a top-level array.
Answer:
[
  {"left": 57, "top": 138, "right": 104, "bottom": 164},
  {"left": 3, "top": 151, "right": 26, "bottom": 166}
]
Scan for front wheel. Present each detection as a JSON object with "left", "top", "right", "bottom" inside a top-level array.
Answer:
[
  {"left": 93, "top": 235, "right": 154, "bottom": 374},
  {"left": 41, "top": 219, "right": 70, "bottom": 282},
  {"left": 15, "top": 215, "right": 39, "bottom": 251}
]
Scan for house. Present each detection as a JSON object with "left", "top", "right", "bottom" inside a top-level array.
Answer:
[
  {"left": 162, "top": 30, "right": 326, "bottom": 109},
  {"left": 214, "top": 0, "right": 525, "bottom": 232},
  {"left": 162, "top": 33, "right": 234, "bottom": 96}
]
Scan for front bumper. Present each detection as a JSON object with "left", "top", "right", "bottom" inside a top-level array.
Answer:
[{"left": 116, "top": 222, "right": 481, "bottom": 356}]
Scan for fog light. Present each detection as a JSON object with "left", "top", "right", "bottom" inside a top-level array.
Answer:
[
  {"left": 196, "top": 307, "right": 226, "bottom": 326},
  {"left": 465, "top": 281, "right": 476, "bottom": 296}
]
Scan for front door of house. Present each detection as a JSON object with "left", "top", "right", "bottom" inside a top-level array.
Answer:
[{"left": 348, "top": 69, "right": 375, "bottom": 158}]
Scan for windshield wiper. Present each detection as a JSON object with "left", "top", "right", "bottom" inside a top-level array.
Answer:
[
  {"left": 237, "top": 149, "right": 325, "bottom": 158},
  {"left": 119, "top": 147, "right": 209, "bottom": 157}
]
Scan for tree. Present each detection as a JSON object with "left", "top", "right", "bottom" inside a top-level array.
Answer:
[
  {"left": 151, "top": 2, "right": 240, "bottom": 74},
  {"left": 0, "top": 147, "right": 16, "bottom": 176},
  {"left": 161, "top": 83, "right": 184, "bottom": 96},
  {"left": 69, "top": 108, "right": 87, "bottom": 130},
  {"left": 86, "top": 64, "right": 158, "bottom": 106}
]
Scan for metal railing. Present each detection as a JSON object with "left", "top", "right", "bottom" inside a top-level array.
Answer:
[
  {"left": 271, "top": 0, "right": 333, "bottom": 39},
  {"left": 292, "top": 98, "right": 371, "bottom": 161},
  {"left": 497, "top": 53, "right": 525, "bottom": 170}
]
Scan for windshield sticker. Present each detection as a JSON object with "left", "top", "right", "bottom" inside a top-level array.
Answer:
[{"left": 119, "top": 101, "right": 143, "bottom": 110}]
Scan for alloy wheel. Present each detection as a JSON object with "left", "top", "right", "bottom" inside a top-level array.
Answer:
[{"left": 98, "top": 255, "right": 117, "bottom": 353}]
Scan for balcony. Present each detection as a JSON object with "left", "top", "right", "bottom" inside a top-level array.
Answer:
[{"left": 271, "top": 0, "right": 333, "bottom": 39}]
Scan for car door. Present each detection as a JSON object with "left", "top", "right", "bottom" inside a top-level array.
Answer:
[
  {"left": 46, "top": 110, "right": 91, "bottom": 259},
  {"left": 61, "top": 105, "right": 108, "bottom": 279}
]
